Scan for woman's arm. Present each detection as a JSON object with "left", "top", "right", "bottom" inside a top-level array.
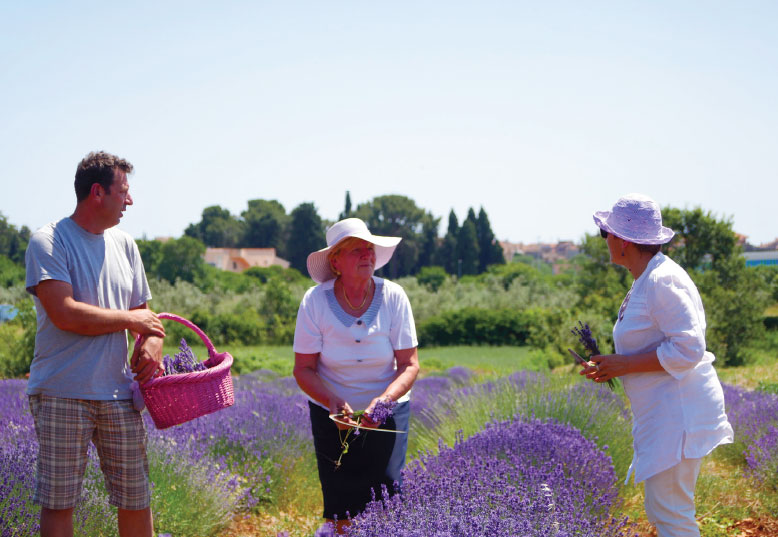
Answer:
[
  {"left": 381, "top": 347, "right": 420, "bottom": 402},
  {"left": 293, "top": 352, "right": 356, "bottom": 428},
  {"left": 580, "top": 350, "right": 663, "bottom": 383},
  {"left": 362, "top": 347, "right": 419, "bottom": 427}
]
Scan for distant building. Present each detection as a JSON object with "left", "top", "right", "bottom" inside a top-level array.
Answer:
[
  {"left": 743, "top": 250, "right": 778, "bottom": 268},
  {"left": 204, "top": 248, "right": 290, "bottom": 272},
  {"left": 500, "top": 240, "right": 580, "bottom": 274},
  {"left": 740, "top": 234, "right": 778, "bottom": 267}
]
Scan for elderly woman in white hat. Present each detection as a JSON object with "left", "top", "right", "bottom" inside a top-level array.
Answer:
[
  {"left": 293, "top": 218, "right": 419, "bottom": 532},
  {"left": 581, "top": 194, "right": 733, "bottom": 537}
]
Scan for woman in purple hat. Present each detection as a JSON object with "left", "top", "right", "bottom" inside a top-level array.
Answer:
[
  {"left": 581, "top": 193, "right": 733, "bottom": 537},
  {"left": 293, "top": 218, "right": 420, "bottom": 534}
]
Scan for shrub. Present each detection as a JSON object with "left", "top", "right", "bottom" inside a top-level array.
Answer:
[
  {"left": 417, "top": 308, "right": 532, "bottom": 347},
  {"left": 415, "top": 266, "right": 448, "bottom": 292},
  {"left": 0, "top": 300, "right": 36, "bottom": 378}
]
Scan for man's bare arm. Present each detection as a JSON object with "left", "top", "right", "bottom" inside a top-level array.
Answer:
[{"left": 35, "top": 279, "right": 164, "bottom": 337}]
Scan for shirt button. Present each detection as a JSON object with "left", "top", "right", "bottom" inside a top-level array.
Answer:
[
  {"left": 357, "top": 320, "right": 363, "bottom": 325},
  {"left": 355, "top": 339, "right": 361, "bottom": 343}
]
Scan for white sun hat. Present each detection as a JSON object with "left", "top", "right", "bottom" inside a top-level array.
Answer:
[
  {"left": 306, "top": 218, "right": 402, "bottom": 283},
  {"left": 593, "top": 193, "right": 675, "bottom": 245}
]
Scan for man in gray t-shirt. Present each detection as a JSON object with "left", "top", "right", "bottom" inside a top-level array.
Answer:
[{"left": 25, "top": 151, "right": 165, "bottom": 537}]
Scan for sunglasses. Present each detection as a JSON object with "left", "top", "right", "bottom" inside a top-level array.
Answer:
[{"left": 599, "top": 229, "right": 608, "bottom": 239}]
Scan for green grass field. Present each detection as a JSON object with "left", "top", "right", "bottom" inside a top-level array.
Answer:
[{"left": 160, "top": 343, "right": 541, "bottom": 379}]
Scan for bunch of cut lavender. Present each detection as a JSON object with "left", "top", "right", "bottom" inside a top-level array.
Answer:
[
  {"left": 571, "top": 321, "right": 616, "bottom": 390},
  {"left": 162, "top": 338, "right": 207, "bottom": 376},
  {"left": 336, "top": 399, "right": 398, "bottom": 469},
  {"left": 364, "top": 399, "right": 398, "bottom": 425}
]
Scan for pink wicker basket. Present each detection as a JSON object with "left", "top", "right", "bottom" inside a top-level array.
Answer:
[{"left": 139, "top": 312, "right": 234, "bottom": 429}]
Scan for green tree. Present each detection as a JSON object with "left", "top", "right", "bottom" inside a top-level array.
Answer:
[
  {"left": 185, "top": 205, "right": 245, "bottom": 247},
  {"left": 662, "top": 207, "right": 737, "bottom": 271},
  {"left": 456, "top": 218, "right": 480, "bottom": 276},
  {"left": 339, "top": 191, "right": 353, "bottom": 220},
  {"left": 0, "top": 255, "right": 25, "bottom": 287},
  {"left": 436, "top": 210, "right": 459, "bottom": 274},
  {"left": 697, "top": 257, "right": 769, "bottom": 365},
  {"left": 476, "top": 207, "right": 505, "bottom": 272},
  {"left": 417, "top": 213, "right": 440, "bottom": 269},
  {"left": 0, "top": 212, "right": 30, "bottom": 265},
  {"left": 242, "top": 199, "right": 289, "bottom": 256},
  {"left": 287, "top": 202, "right": 326, "bottom": 275},
  {"left": 136, "top": 239, "right": 164, "bottom": 279},
  {"left": 157, "top": 236, "right": 207, "bottom": 284}
]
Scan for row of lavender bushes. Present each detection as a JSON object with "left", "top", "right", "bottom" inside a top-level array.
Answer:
[{"left": 3, "top": 367, "right": 778, "bottom": 536}]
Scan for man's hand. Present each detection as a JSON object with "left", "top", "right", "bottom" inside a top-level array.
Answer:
[
  {"left": 131, "top": 335, "right": 165, "bottom": 385},
  {"left": 127, "top": 309, "right": 165, "bottom": 338}
]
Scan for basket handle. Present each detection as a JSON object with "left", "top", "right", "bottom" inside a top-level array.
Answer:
[{"left": 134, "top": 312, "right": 217, "bottom": 360}]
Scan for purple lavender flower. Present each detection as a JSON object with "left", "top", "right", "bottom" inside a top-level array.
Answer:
[
  {"left": 572, "top": 321, "right": 616, "bottom": 390},
  {"left": 366, "top": 399, "right": 398, "bottom": 426},
  {"left": 572, "top": 321, "right": 600, "bottom": 355},
  {"left": 723, "top": 383, "right": 778, "bottom": 486},
  {"left": 162, "top": 338, "right": 207, "bottom": 376},
  {"left": 345, "top": 417, "right": 630, "bottom": 536}
]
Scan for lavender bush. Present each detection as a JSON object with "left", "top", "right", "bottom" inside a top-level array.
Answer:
[
  {"left": 722, "top": 383, "right": 778, "bottom": 488},
  {"left": 411, "top": 370, "right": 634, "bottom": 477},
  {"left": 0, "top": 381, "right": 115, "bottom": 537},
  {"left": 0, "top": 372, "right": 314, "bottom": 537},
  {"left": 145, "top": 370, "right": 313, "bottom": 510},
  {"left": 347, "top": 418, "right": 629, "bottom": 536}
]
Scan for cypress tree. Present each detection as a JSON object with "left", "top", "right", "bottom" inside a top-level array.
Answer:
[{"left": 476, "top": 207, "right": 505, "bottom": 272}]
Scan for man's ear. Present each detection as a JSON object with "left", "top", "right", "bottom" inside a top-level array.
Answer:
[{"left": 90, "top": 183, "right": 104, "bottom": 199}]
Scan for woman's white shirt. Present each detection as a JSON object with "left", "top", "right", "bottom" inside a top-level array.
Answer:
[
  {"left": 293, "top": 276, "right": 418, "bottom": 412},
  {"left": 614, "top": 252, "right": 733, "bottom": 483}
]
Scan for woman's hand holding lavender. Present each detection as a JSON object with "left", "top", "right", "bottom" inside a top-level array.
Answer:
[
  {"left": 334, "top": 398, "right": 398, "bottom": 469},
  {"left": 571, "top": 321, "right": 617, "bottom": 390},
  {"left": 360, "top": 398, "right": 398, "bottom": 429}
]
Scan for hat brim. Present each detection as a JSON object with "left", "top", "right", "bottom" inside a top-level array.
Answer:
[
  {"left": 593, "top": 211, "right": 674, "bottom": 245},
  {"left": 306, "top": 232, "right": 401, "bottom": 283}
]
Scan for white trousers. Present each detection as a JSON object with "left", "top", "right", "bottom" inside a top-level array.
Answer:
[{"left": 644, "top": 457, "right": 703, "bottom": 537}]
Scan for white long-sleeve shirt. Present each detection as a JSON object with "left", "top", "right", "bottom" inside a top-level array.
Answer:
[{"left": 614, "top": 252, "right": 733, "bottom": 483}]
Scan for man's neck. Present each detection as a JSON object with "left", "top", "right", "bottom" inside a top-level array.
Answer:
[{"left": 71, "top": 205, "right": 108, "bottom": 235}]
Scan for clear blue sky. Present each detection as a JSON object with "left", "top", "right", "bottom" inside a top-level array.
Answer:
[{"left": 2, "top": 1, "right": 776, "bottom": 246}]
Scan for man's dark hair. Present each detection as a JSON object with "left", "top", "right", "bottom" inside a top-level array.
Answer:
[
  {"left": 635, "top": 243, "right": 662, "bottom": 256},
  {"left": 74, "top": 151, "right": 133, "bottom": 202}
]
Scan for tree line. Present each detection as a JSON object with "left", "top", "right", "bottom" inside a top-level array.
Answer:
[
  {"left": 2, "top": 204, "right": 778, "bottom": 376},
  {"left": 182, "top": 193, "right": 505, "bottom": 279}
]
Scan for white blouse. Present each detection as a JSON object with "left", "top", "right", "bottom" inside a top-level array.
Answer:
[
  {"left": 613, "top": 252, "right": 733, "bottom": 483},
  {"left": 293, "top": 276, "right": 418, "bottom": 412}
]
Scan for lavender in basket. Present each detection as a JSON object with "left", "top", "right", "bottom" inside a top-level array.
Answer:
[
  {"left": 571, "top": 321, "right": 617, "bottom": 390},
  {"left": 162, "top": 338, "right": 207, "bottom": 376}
]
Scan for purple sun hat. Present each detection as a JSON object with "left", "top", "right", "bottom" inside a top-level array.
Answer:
[{"left": 593, "top": 193, "right": 675, "bottom": 245}]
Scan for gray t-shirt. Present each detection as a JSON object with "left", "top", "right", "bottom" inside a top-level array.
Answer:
[{"left": 25, "top": 217, "right": 152, "bottom": 399}]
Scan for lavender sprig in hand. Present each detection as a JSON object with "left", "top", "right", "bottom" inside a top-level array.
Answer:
[
  {"left": 335, "top": 399, "right": 397, "bottom": 469},
  {"left": 571, "top": 321, "right": 617, "bottom": 390}
]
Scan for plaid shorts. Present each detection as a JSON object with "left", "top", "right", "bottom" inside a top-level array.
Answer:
[{"left": 29, "top": 394, "right": 151, "bottom": 510}]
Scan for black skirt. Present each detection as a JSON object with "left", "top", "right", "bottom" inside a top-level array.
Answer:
[{"left": 308, "top": 400, "right": 410, "bottom": 520}]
